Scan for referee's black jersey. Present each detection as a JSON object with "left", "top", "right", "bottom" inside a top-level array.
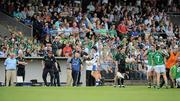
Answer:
[
  {"left": 43, "top": 56, "right": 56, "bottom": 69},
  {"left": 16, "top": 57, "right": 26, "bottom": 69},
  {"left": 115, "top": 52, "right": 126, "bottom": 73}
]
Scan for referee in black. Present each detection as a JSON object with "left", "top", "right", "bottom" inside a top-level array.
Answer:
[
  {"left": 17, "top": 52, "right": 27, "bottom": 85},
  {"left": 114, "top": 46, "right": 126, "bottom": 88},
  {"left": 42, "top": 50, "right": 57, "bottom": 86}
]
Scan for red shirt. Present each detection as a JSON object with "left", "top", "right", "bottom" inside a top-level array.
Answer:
[
  {"left": 117, "top": 24, "right": 128, "bottom": 34},
  {"left": 63, "top": 46, "right": 72, "bottom": 57}
]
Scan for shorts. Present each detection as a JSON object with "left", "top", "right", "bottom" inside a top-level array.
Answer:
[
  {"left": 176, "top": 78, "right": 180, "bottom": 86},
  {"left": 176, "top": 78, "right": 180, "bottom": 83},
  {"left": 92, "top": 65, "right": 97, "bottom": 71},
  {"left": 147, "top": 65, "right": 154, "bottom": 72},
  {"left": 155, "top": 65, "right": 166, "bottom": 73},
  {"left": 117, "top": 72, "right": 125, "bottom": 79}
]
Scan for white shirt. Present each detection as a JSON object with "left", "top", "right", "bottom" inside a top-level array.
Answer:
[
  {"left": 166, "top": 30, "right": 175, "bottom": 37},
  {"left": 57, "top": 27, "right": 64, "bottom": 35},
  {"left": 109, "top": 14, "right": 114, "bottom": 22},
  {"left": 136, "top": 0, "right": 141, "bottom": 6},
  {"left": 27, "top": 10, "right": 34, "bottom": 17},
  {"left": 86, "top": 63, "right": 93, "bottom": 70},
  {"left": 86, "top": 52, "right": 99, "bottom": 70},
  {"left": 64, "top": 27, "right": 72, "bottom": 37},
  {"left": 144, "top": 19, "right": 151, "bottom": 25},
  {"left": 0, "top": 51, "right": 6, "bottom": 57},
  {"left": 102, "top": 0, "right": 108, "bottom": 4},
  {"left": 87, "top": 4, "right": 95, "bottom": 12}
]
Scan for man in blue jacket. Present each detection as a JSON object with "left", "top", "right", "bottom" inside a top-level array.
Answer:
[{"left": 70, "top": 52, "right": 83, "bottom": 86}]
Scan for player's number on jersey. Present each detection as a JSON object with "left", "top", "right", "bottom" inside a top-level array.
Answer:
[{"left": 156, "top": 55, "right": 160, "bottom": 62}]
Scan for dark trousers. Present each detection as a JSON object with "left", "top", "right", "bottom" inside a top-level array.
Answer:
[
  {"left": 42, "top": 68, "right": 54, "bottom": 86},
  {"left": 72, "top": 70, "right": 81, "bottom": 86},
  {"left": 117, "top": 78, "right": 124, "bottom": 85},
  {"left": 16, "top": 69, "right": 25, "bottom": 86},
  {"left": 54, "top": 72, "right": 60, "bottom": 86},
  {"left": 17, "top": 69, "right": 25, "bottom": 81},
  {"left": 86, "top": 70, "right": 95, "bottom": 86}
]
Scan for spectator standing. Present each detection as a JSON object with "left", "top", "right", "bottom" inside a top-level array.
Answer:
[
  {"left": 66, "top": 55, "right": 73, "bottom": 86},
  {"left": 70, "top": 52, "right": 83, "bottom": 86},
  {"left": 4, "top": 53, "right": 17, "bottom": 86},
  {"left": 63, "top": 42, "right": 72, "bottom": 57},
  {"left": 52, "top": 36, "right": 62, "bottom": 56},
  {"left": 117, "top": 20, "right": 128, "bottom": 39},
  {"left": 0, "top": 47, "right": 7, "bottom": 57}
]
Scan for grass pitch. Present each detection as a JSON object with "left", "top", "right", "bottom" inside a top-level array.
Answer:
[{"left": 0, "top": 86, "right": 179, "bottom": 101}]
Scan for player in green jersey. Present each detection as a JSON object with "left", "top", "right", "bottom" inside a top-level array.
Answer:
[
  {"left": 170, "top": 62, "right": 180, "bottom": 88},
  {"left": 153, "top": 46, "right": 168, "bottom": 89},
  {"left": 144, "top": 45, "right": 156, "bottom": 88}
]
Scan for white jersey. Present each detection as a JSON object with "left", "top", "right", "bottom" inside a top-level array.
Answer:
[
  {"left": 92, "top": 52, "right": 99, "bottom": 66},
  {"left": 86, "top": 52, "right": 99, "bottom": 70}
]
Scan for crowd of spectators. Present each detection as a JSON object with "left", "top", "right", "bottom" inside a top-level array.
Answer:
[{"left": 0, "top": 0, "right": 180, "bottom": 80}]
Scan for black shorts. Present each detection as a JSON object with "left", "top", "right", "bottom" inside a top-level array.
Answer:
[
  {"left": 118, "top": 64, "right": 126, "bottom": 73},
  {"left": 17, "top": 67, "right": 25, "bottom": 76},
  {"left": 17, "top": 69, "right": 25, "bottom": 76}
]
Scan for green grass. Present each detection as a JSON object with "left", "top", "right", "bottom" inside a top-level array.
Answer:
[{"left": 0, "top": 86, "right": 180, "bottom": 101}]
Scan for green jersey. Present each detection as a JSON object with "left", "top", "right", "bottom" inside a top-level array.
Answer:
[
  {"left": 111, "top": 49, "right": 117, "bottom": 60},
  {"left": 98, "top": 29, "right": 107, "bottom": 36},
  {"left": 147, "top": 50, "right": 154, "bottom": 66},
  {"left": 8, "top": 40, "right": 15, "bottom": 48},
  {"left": 109, "top": 30, "right": 117, "bottom": 38},
  {"left": 153, "top": 51, "right": 164, "bottom": 65},
  {"left": 87, "top": 41, "right": 93, "bottom": 49},
  {"left": 170, "top": 65, "right": 180, "bottom": 79}
]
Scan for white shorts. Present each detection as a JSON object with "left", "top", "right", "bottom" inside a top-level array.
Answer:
[
  {"left": 176, "top": 78, "right": 180, "bottom": 86},
  {"left": 144, "top": 60, "right": 148, "bottom": 65},
  {"left": 176, "top": 78, "right": 180, "bottom": 83},
  {"left": 147, "top": 65, "right": 154, "bottom": 72},
  {"left": 117, "top": 72, "right": 125, "bottom": 79},
  {"left": 155, "top": 65, "right": 166, "bottom": 73}
]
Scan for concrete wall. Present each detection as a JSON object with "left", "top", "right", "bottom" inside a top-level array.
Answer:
[
  {"left": 0, "top": 58, "right": 86, "bottom": 86},
  {"left": 0, "top": 57, "right": 148, "bottom": 86}
]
